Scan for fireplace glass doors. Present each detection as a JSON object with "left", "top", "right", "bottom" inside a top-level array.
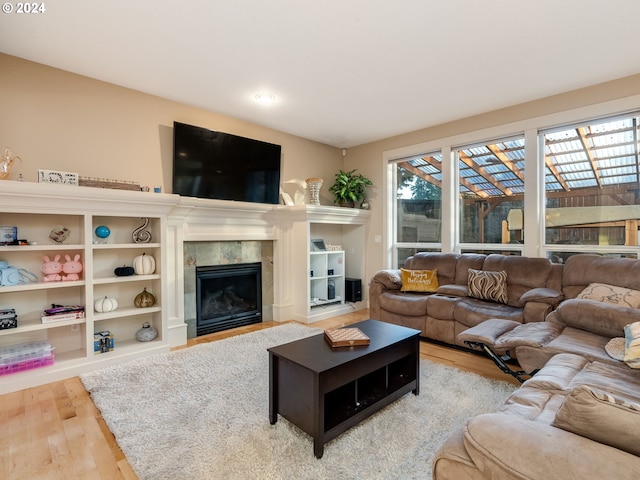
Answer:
[{"left": 196, "top": 262, "right": 262, "bottom": 335}]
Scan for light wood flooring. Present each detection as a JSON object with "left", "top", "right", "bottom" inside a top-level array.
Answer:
[{"left": 0, "top": 310, "right": 518, "bottom": 479}]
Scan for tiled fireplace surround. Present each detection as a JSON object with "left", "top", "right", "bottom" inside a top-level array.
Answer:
[{"left": 183, "top": 240, "right": 274, "bottom": 338}]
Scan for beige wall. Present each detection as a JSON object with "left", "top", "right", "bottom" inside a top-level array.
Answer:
[
  {"left": 346, "top": 73, "right": 640, "bottom": 291},
  {"left": 0, "top": 54, "right": 342, "bottom": 200},
  {"left": 5, "top": 52, "right": 640, "bottom": 305}
]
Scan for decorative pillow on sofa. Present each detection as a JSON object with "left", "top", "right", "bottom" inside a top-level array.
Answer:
[
  {"left": 576, "top": 283, "right": 640, "bottom": 308},
  {"left": 467, "top": 269, "right": 508, "bottom": 304},
  {"left": 624, "top": 321, "right": 640, "bottom": 369},
  {"left": 552, "top": 385, "right": 640, "bottom": 456},
  {"left": 400, "top": 268, "right": 439, "bottom": 293}
]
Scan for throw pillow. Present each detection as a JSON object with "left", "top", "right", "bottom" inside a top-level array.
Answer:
[
  {"left": 552, "top": 385, "right": 640, "bottom": 457},
  {"left": 624, "top": 321, "right": 640, "bottom": 369},
  {"left": 400, "top": 268, "right": 439, "bottom": 293},
  {"left": 605, "top": 337, "right": 625, "bottom": 361},
  {"left": 467, "top": 269, "right": 508, "bottom": 304},
  {"left": 576, "top": 283, "right": 640, "bottom": 309}
]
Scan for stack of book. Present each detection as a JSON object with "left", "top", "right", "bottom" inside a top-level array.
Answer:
[{"left": 41, "top": 305, "right": 85, "bottom": 324}]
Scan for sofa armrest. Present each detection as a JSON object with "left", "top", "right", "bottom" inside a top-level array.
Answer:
[
  {"left": 518, "top": 287, "right": 564, "bottom": 307},
  {"left": 463, "top": 413, "right": 640, "bottom": 480},
  {"left": 370, "top": 269, "right": 402, "bottom": 291},
  {"left": 555, "top": 298, "right": 640, "bottom": 338}
]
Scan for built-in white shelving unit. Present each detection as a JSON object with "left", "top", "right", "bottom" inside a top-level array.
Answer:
[{"left": 0, "top": 181, "right": 176, "bottom": 394}]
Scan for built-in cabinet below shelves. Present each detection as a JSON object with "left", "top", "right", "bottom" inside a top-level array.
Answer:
[{"left": 0, "top": 181, "right": 176, "bottom": 395}]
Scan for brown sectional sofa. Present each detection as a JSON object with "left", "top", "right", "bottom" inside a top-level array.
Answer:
[
  {"left": 433, "top": 352, "right": 640, "bottom": 479},
  {"left": 372, "top": 253, "right": 640, "bottom": 479},
  {"left": 369, "top": 252, "right": 563, "bottom": 350},
  {"left": 459, "top": 254, "right": 640, "bottom": 373}
]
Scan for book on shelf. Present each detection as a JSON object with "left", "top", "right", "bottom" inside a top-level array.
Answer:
[
  {"left": 41, "top": 310, "right": 86, "bottom": 323},
  {"left": 324, "top": 327, "right": 371, "bottom": 348}
]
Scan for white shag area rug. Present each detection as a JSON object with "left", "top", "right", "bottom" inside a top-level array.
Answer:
[{"left": 81, "top": 323, "right": 516, "bottom": 480}]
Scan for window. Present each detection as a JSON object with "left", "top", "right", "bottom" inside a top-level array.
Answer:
[
  {"left": 386, "top": 107, "right": 640, "bottom": 267},
  {"left": 543, "top": 114, "right": 640, "bottom": 261},
  {"left": 457, "top": 136, "right": 525, "bottom": 251},
  {"left": 392, "top": 153, "right": 442, "bottom": 266}
]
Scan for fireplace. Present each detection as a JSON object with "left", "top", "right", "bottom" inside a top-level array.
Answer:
[{"left": 196, "top": 262, "right": 262, "bottom": 335}]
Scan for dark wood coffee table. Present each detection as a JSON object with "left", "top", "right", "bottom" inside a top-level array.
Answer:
[{"left": 268, "top": 319, "right": 420, "bottom": 458}]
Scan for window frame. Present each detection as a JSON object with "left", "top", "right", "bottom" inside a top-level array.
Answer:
[{"left": 382, "top": 100, "right": 640, "bottom": 269}]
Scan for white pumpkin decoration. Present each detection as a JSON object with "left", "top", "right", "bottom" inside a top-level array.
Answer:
[
  {"left": 133, "top": 252, "right": 156, "bottom": 275},
  {"left": 94, "top": 296, "right": 118, "bottom": 313}
]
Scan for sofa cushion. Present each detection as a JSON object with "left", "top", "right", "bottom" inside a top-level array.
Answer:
[
  {"left": 562, "top": 254, "right": 640, "bottom": 299},
  {"left": 467, "top": 269, "right": 508, "bottom": 304},
  {"left": 379, "top": 291, "right": 428, "bottom": 316},
  {"left": 464, "top": 413, "right": 640, "bottom": 480},
  {"left": 404, "top": 252, "right": 459, "bottom": 285},
  {"left": 400, "top": 268, "right": 438, "bottom": 292},
  {"left": 552, "top": 385, "right": 640, "bottom": 457},
  {"left": 577, "top": 283, "right": 640, "bottom": 308},
  {"left": 541, "top": 327, "right": 615, "bottom": 366},
  {"left": 454, "top": 298, "right": 524, "bottom": 327},
  {"left": 453, "top": 253, "right": 486, "bottom": 285},
  {"left": 553, "top": 298, "right": 638, "bottom": 338},
  {"left": 483, "top": 254, "right": 553, "bottom": 307}
]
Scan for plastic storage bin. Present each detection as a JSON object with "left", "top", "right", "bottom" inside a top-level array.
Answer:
[{"left": 0, "top": 341, "right": 55, "bottom": 376}]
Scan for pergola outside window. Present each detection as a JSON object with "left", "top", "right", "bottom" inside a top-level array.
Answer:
[
  {"left": 543, "top": 114, "right": 640, "bottom": 261},
  {"left": 387, "top": 111, "right": 640, "bottom": 267}
]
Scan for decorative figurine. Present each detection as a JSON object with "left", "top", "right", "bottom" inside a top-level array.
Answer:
[
  {"left": 132, "top": 217, "right": 152, "bottom": 243},
  {"left": 49, "top": 225, "right": 71, "bottom": 244},
  {"left": 0, "top": 147, "right": 21, "bottom": 180},
  {"left": 61, "top": 254, "right": 83, "bottom": 281},
  {"left": 94, "top": 225, "right": 110, "bottom": 244},
  {"left": 41, "top": 255, "right": 63, "bottom": 282}
]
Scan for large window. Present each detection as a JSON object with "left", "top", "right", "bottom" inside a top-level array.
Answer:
[
  {"left": 457, "top": 136, "right": 525, "bottom": 251},
  {"left": 543, "top": 114, "right": 640, "bottom": 261},
  {"left": 392, "top": 153, "right": 442, "bottom": 266},
  {"left": 386, "top": 110, "right": 640, "bottom": 266}
]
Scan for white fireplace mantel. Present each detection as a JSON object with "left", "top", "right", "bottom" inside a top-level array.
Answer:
[{"left": 166, "top": 196, "right": 370, "bottom": 345}]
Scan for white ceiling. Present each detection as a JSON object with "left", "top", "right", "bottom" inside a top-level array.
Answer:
[{"left": 2, "top": 0, "right": 640, "bottom": 148}]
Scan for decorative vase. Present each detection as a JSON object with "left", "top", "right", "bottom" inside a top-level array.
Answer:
[
  {"left": 94, "top": 225, "right": 110, "bottom": 244},
  {"left": 306, "top": 178, "right": 323, "bottom": 205},
  {"left": 0, "top": 147, "right": 20, "bottom": 180},
  {"left": 132, "top": 217, "right": 152, "bottom": 243},
  {"left": 135, "top": 322, "right": 158, "bottom": 342},
  {"left": 360, "top": 199, "right": 370, "bottom": 210},
  {"left": 134, "top": 287, "right": 156, "bottom": 308}
]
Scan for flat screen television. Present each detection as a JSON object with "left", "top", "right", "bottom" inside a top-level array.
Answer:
[{"left": 172, "top": 121, "right": 282, "bottom": 204}]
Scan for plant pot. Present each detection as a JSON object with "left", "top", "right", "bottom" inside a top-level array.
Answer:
[{"left": 339, "top": 199, "right": 355, "bottom": 208}]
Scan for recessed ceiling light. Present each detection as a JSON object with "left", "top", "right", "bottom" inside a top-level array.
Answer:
[{"left": 255, "top": 92, "right": 276, "bottom": 104}]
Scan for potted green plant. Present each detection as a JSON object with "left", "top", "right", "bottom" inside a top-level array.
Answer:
[{"left": 328, "top": 169, "right": 373, "bottom": 208}]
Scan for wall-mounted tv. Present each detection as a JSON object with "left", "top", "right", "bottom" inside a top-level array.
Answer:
[{"left": 172, "top": 121, "right": 282, "bottom": 204}]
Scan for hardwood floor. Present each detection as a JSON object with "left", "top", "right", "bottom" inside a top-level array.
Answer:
[{"left": 0, "top": 310, "right": 518, "bottom": 479}]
